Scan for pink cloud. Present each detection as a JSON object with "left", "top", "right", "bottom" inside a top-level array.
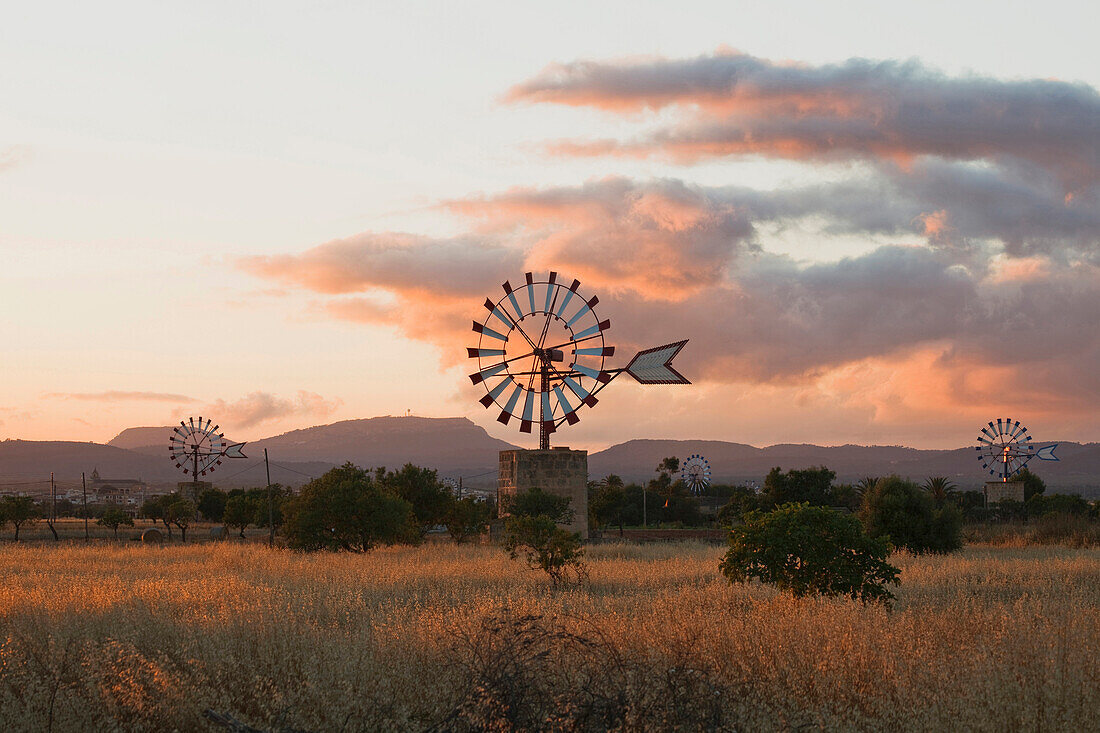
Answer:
[{"left": 508, "top": 51, "right": 1100, "bottom": 187}]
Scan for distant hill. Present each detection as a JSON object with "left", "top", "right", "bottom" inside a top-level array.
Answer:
[
  {"left": 5, "top": 420, "right": 1098, "bottom": 497},
  {"left": 5, "top": 417, "right": 517, "bottom": 491},
  {"left": 107, "top": 426, "right": 178, "bottom": 454},
  {"left": 589, "top": 439, "right": 1100, "bottom": 493},
  {"left": 249, "top": 416, "right": 518, "bottom": 481},
  {"left": 0, "top": 440, "right": 166, "bottom": 482}
]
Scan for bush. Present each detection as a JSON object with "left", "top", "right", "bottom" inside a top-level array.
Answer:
[
  {"left": 502, "top": 487, "right": 573, "bottom": 524},
  {"left": 445, "top": 496, "right": 492, "bottom": 544},
  {"left": 96, "top": 508, "right": 134, "bottom": 539},
  {"left": 377, "top": 464, "right": 454, "bottom": 535},
  {"left": 502, "top": 515, "right": 586, "bottom": 586},
  {"left": 282, "top": 463, "right": 416, "bottom": 551},
  {"left": 720, "top": 502, "right": 900, "bottom": 606},
  {"left": 860, "top": 476, "right": 963, "bottom": 554}
]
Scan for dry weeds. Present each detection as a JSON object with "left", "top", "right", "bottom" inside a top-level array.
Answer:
[{"left": 0, "top": 542, "right": 1097, "bottom": 731}]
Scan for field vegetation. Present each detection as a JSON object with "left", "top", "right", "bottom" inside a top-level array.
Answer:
[{"left": 1, "top": 541, "right": 1098, "bottom": 731}]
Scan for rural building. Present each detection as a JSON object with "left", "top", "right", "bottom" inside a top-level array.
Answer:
[{"left": 498, "top": 448, "right": 588, "bottom": 538}]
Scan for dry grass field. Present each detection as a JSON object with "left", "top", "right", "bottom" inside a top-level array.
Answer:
[{"left": 1, "top": 541, "right": 1098, "bottom": 731}]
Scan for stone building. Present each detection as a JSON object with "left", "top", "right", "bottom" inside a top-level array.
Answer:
[
  {"left": 87, "top": 468, "right": 148, "bottom": 506},
  {"left": 499, "top": 448, "right": 588, "bottom": 539},
  {"left": 984, "top": 480, "right": 1025, "bottom": 504}
]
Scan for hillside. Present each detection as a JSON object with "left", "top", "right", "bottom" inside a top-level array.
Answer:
[
  {"left": 6, "top": 417, "right": 517, "bottom": 491},
  {"left": 7, "top": 420, "right": 1099, "bottom": 496},
  {"left": 589, "top": 439, "right": 1100, "bottom": 492},
  {"left": 249, "top": 416, "right": 518, "bottom": 479}
]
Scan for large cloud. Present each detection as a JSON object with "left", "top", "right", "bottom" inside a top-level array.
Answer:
[
  {"left": 507, "top": 51, "right": 1100, "bottom": 188},
  {"left": 240, "top": 52, "right": 1100, "bottom": 430},
  {"left": 240, "top": 177, "right": 1100, "bottom": 410}
]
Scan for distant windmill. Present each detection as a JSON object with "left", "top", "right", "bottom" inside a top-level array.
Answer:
[
  {"left": 681, "top": 454, "right": 712, "bottom": 495},
  {"left": 168, "top": 417, "right": 247, "bottom": 479}
]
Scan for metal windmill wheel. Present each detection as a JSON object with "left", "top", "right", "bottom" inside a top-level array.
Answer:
[{"left": 168, "top": 417, "right": 246, "bottom": 478}]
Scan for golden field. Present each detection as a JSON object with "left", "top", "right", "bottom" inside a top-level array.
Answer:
[{"left": 1, "top": 541, "right": 1098, "bottom": 731}]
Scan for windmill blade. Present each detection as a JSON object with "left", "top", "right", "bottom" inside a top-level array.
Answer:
[{"left": 624, "top": 340, "right": 691, "bottom": 384}]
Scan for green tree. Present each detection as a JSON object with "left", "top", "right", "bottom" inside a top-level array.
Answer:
[
  {"left": 97, "top": 508, "right": 134, "bottom": 539},
  {"left": 444, "top": 496, "right": 492, "bottom": 543},
  {"left": 590, "top": 476, "right": 628, "bottom": 535},
  {"left": 854, "top": 476, "right": 880, "bottom": 503},
  {"left": 717, "top": 486, "right": 760, "bottom": 527},
  {"left": 165, "top": 499, "right": 196, "bottom": 542},
  {"left": 197, "top": 488, "right": 228, "bottom": 522},
  {"left": 761, "top": 466, "right": 836, "bottom": 509},
  {"left": 649, "top": 457, "right": 683, "bottom": 500},
  {"left": 1012, "top": 469, "right": 1047, "bottom": 501},
  {"left": 1029, "top": 493, "right": 1091, "bottom": 517},
  {"left": 223, "top": 494, "right": 254, "bottom": 538},
  {"left": 921, "top": 477, "right": 956, "bottom": 507},
  {"left": 246, "top": 484, "right": 291, "bottom": 534},
  {"left": 378, "top": 464, "right": 453, "bottom": 536},
  {"left": 142, "top": 494, "right": 174, "bottom": 538},
  {"left": 282, "top": 463, "right": 416, "bottom": 552},
  {"left": 860, "top": 476, "right": 963, "bottom": 554},
  {"left": 502, "top": 487, "right": 573, "bottom": 524},
  {"left": 1, "top": 496, "right": 38, "bottom": 541},
  {"left": 502, "top": 515, "right": 586, "bottom": 586},
  {"left": 720, "top": 502, "right": 900, "bottom": 606}
]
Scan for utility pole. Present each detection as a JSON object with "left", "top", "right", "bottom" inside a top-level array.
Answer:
[
  {"left": 458, "top": 476, "right": 463, "bottom": 499},
  {"left": 264, "top": 448, "right": 274, "bottom": 548},
  {"left": 45, "top": 472, "right": 59, "bottom": 541},
  {"left": 82, "top": 472, "right": 88, "bottom": 541},
  {"left": 642, "top": 484, "right": 647, "bottom": 529}
]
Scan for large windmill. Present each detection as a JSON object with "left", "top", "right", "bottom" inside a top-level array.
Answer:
[
  {"left": 468, "top": 271, "right": 690, "bottom": 450},
  {"left": 468, "top": 271, "right": 691, "bottom": 538}
]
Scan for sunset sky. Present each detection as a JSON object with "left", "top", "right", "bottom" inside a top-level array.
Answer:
[{"left": 2, "top": 1, "right": 1098, "bottom": 450}]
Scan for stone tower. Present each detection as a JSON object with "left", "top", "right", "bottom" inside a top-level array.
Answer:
[{"left": 498, "top": 448, "right": 588, "bottom": 539}]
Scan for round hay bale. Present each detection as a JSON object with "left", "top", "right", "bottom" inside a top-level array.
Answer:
[
  {"left": 209, "top": 526, "right": 228, "bottom": 541},
  {"left": 141, "top": 528, "right": 164, "bottom": 544}
]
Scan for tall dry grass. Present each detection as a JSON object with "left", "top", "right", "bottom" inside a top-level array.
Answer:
[{"left": 0, "top": 541, "right": 1098, "bottom": 731}]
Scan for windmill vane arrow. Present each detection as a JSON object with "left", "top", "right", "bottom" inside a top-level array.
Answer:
[{"left": 624, "top": 340, "right": 691, "bottom": 385}]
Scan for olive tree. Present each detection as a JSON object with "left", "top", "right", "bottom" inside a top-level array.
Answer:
[{"left": 720, "top": 502, "right": 900, "bottom": 606}]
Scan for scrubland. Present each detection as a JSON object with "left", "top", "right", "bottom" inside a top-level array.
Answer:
[{"left": 1, "top": 541, "right": 1098, "bottom": 731}]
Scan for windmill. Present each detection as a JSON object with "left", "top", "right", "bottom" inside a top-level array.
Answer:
[
  {"left": 468, "top": 271, "right": 690, "bottom": 449},
  {"left": 168, "top": 417, "right": 248, "bottom": 481},
  {"left": 681, "top": 454, "right": 712, "bottom": 495},
  {"left": 975, "top": 418, "right": 1058, "bottom": 481}
]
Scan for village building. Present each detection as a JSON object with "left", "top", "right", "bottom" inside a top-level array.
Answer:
[{"left": 85, "top": 468, "right": 149, "bottom": 506}]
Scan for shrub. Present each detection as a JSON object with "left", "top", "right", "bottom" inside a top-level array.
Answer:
[
  {"left": 860, "top": 475, "right": 963, "bottom": 554},
  {"left": 445, "top": 497, "right": 492, "bottom": 544},
  {"left": 282, "top": 463, "right": 416, "bottom": 552},
  {"left": 502, "top": 515, "right": 586, "bottom": 586},
  {"left": 502, "top": 487, "right": 573, "bottom": 524},
  {"left": 720, "top": 502, "right": 900, "bottom": 606},
  {"left": 96, "top": 508, "right": 134, "bottom": 539},
  {"left": 1, "top": 496, "right": 38, "bottom": 541}
]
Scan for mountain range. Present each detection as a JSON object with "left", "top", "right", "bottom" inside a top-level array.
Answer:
[{"left": 2, "top": 416, "right": 1097, "bottom": 497}]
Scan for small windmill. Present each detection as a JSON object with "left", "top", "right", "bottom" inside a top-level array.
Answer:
[
  {"left": 681, "top": 454, "right": 712, "bottom": 495},
  {"left": 168, "top": 417, "right": 247, "bottom": 480}
]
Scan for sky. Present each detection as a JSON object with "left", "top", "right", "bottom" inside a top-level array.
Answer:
[{"left": 2, "top": 0, "right": 1098, "bottom": 450}]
